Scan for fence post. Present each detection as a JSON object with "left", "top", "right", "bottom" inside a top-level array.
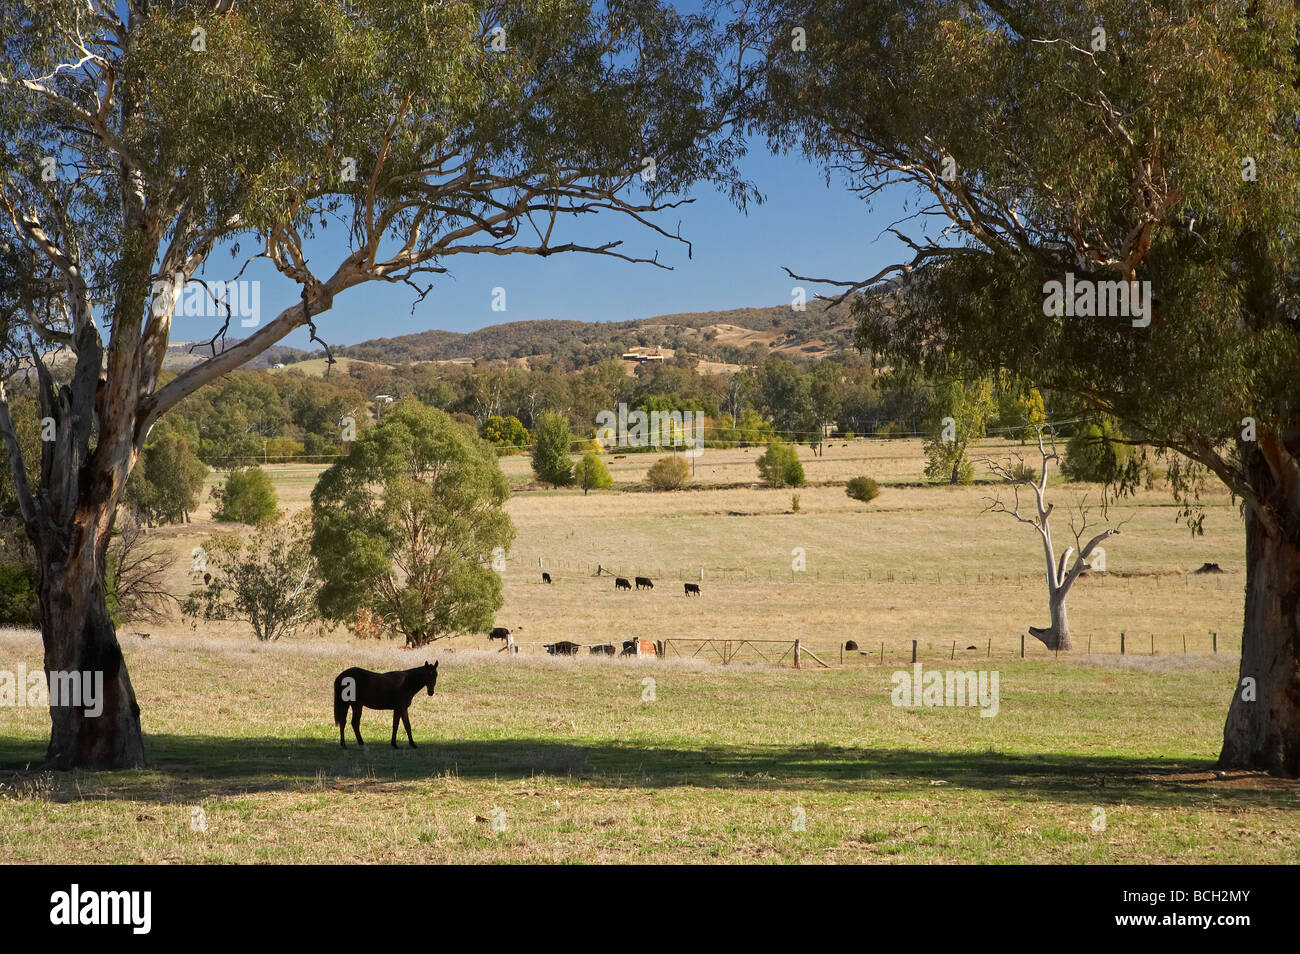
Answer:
[
  {"left": 951, "top": 641, "right": 956, "bottom": 660},
  {"left": 880, "top": 641, "right": 885, "bottom": 665},
  {"left": 911, "top": 639, "right": 917, "bottom": 663},
  {"left": 794, "top": 638, "right": 802, "bottom": 670},
  {"left": 1213, "top": 632, "right": 1218, "bottom": 653},
  {"left": 1183, "top": 634, "right": 1187, "bottom": 653},
  {"left": 1120, "top": 632, "right": 1126, "bottom": 655},
  {"left": 1151, "top": 633, "right": 1155, "bottom": 656},
  {"left": 986, "top": 639, "right": 991, "bottom": 659},
  {"left": 506, "top": 633, "right": 516, "bottom": 655},
  {"left": 1020, "top": 634, "right": 1025, "bottom": 658},
  {"left": 1087, "top": 635, "right": 1092, "bottom": 655}
]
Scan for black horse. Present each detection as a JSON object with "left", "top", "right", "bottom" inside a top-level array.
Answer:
[{"left": 333, "top": 661, "right": 438, "bottom": 749}]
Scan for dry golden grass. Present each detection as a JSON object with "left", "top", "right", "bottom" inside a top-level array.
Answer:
[{"left": 141, "top": 440, "right": 1243, "bottom": 661}]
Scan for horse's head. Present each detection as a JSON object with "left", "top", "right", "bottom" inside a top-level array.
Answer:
[{"left": 423, "top": 660, "right": 439, "bottom": 695}]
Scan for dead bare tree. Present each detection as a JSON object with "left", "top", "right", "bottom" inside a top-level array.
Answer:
[{"left": 983, "top": 426, "right": 1125, "bottom": 651}]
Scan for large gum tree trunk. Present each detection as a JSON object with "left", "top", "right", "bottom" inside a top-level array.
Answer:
[
  {"left": 39, "top": 511, "right": 145, "bottom": 770},
  {"left": 1219, "top": 506, "right": 1300, "bottom": 776}
]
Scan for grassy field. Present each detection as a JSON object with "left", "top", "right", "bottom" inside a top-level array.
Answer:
[{"left": 2, "top": 437, "right": 1292, "bottom": 864}]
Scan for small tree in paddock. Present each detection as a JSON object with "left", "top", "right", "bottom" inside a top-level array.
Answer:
[
  {"left": 311, "top": 400, "right": 515, "bottom": 647},
  {"left": 183, "top": 512, "right": 321, "bottom": 643},
  {"left": 126, "top": 431, "right": 207, "bottom": 526},
  {"left": 574, "top": 445, "right": 613, "bottom": 495},
  {"left": 213, "top": 467, "right": 279, "bottom": 526},
  {"left": 923, "top": 377, "right": 996, "bottom": 485},
  {"left": 531, "top": 411, "right": 574, "bottom": 488}
]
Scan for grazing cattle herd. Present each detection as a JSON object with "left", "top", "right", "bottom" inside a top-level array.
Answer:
[{"left": 497, "top": 570, "right": 699, "bottom": 659}]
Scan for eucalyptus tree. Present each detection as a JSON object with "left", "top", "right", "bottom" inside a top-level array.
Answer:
[
  {"left": 757, "top": 0, "right": 1300, "bottom": 774},
  {"left": 0, "top": 0, "right": 751, "bottom": 768}
]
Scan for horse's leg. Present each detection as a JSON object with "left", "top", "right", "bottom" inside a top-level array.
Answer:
[
  {"left": 401, "top": 709, "right": 416, "bottom": 748},
  {"left": 351, "top": 705, "right": 365, "bottom": 747},
  {"left": 339, "top": 716, "right": 346, "bottom": 749},
  {"left": 391, "top": 710, "right": 400, "bottom": 749}
]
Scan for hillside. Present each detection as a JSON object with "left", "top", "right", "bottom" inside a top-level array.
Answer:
[
  {"left": 336, "top": 299, "right": 856, "bottom": 366},
  {"left": 155, "top": 296, "right": 866, "bottom": 377}
]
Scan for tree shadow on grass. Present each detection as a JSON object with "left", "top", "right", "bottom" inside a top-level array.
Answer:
[{"left": 1, "top": 734, "right": 1296, "bottom": 809}]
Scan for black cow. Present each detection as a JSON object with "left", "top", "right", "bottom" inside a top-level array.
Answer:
[
  {"left": 635, "top": 576, "right": 654, "bottom": 590},
  {"left": 615, "top": 577, "right": 632, "bottom": 591},
  {"left": 684, "top": 583, "right": 701, "bottom": 596},
  {"left": 545, "top": 641, "right": 582, "bottom": 656},
  {"left": 488, "top": 627, "right": 511, "bottom": 642},
  {"left": 844, "top": 640, "right": 858, "bottom": 651},
  {"left": 619, "top": 639, "right": 637, "bottom": 656},
  {"left": 542, "top": 572, "right": 552, "bottom": 584},
  {"left": 589, "top": 643, "right": 616, "bottom": 656}
]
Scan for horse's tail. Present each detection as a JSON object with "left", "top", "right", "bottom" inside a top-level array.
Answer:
[{"left": 333, "top": 675, "right": 347, "bottom": 727}]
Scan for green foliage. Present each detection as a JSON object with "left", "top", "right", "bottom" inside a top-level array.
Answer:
[
  {"left": 0, "top": 561, "right": 38, "bottom": 627},
  {"left": 480, "top": 415, "right": 529, "bottom": 451},
  {"left": 714, "top": 409, "right": 775, "bottom": 448},
  {"left": 1062, "top": 418, "right": 1143, "bottom": 486},
  {"left": 756, "top": 438, "right": 805, "bottom": 487},
  {"left": 184, "top": 513, "right": 320, "bottom": 642},
  {"left": 923, "top": 378, "right": 996, "bottom": 485},
  {"left": 531, "top": 410, "right": 574, "bottom": 487},
  {"left": 574, "top": 447, "right": 613, "bottom": 495},
  {"left": 126, "top": 427, "right": 207, "bottom": 525},
  {"left": 846, "top": 475, "right": 881, "bottom": 504},
  {"left": 996, "top": 383, "right": 1047, "bottom": 443},
  {"left": 311, "top": 399, "right": 514, "bottom": 646},
  {"left": 212, "top": 467, "right": 279, "bottom": 526},
  {"left": 646, "top": 455, "right": 692, "bottom": 490}
]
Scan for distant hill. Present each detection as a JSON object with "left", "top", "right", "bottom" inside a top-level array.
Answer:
[
  {"left": 157, "top": 297, "right": 866, "bottom": 374},
  {"left": 336, "top": 299, "right": 856, "bottom": 366}
]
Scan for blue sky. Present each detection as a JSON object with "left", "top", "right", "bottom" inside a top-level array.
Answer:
[{"left": 174, "top": 149, "right": 911, "bottom": 349}]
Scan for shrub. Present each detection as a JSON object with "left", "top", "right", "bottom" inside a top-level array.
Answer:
[
  {"left": 756, "top": 438, "right": 805, "bottom": 487},
  {"left": 646, "top": 455, "right": 691, "bottom": 490},
  {"left": 212, "top": 466, "right": 279, "bottom": 526},
  {"left": 791, "top": 492, "right": 801, "bottom": 512},
  {"left": 846, "top": 475, "right": 881, "bottom": 503}
]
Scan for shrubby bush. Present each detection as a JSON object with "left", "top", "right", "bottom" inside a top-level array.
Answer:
[
  {"left": 757, "top": 438, "right": 805, "bottom": 487},
  {"left": 846, "top": 475, "right": 881, "bottom": 503},
  {"left": 647, "top": 455, "right": 691, "bottom": 490}
]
